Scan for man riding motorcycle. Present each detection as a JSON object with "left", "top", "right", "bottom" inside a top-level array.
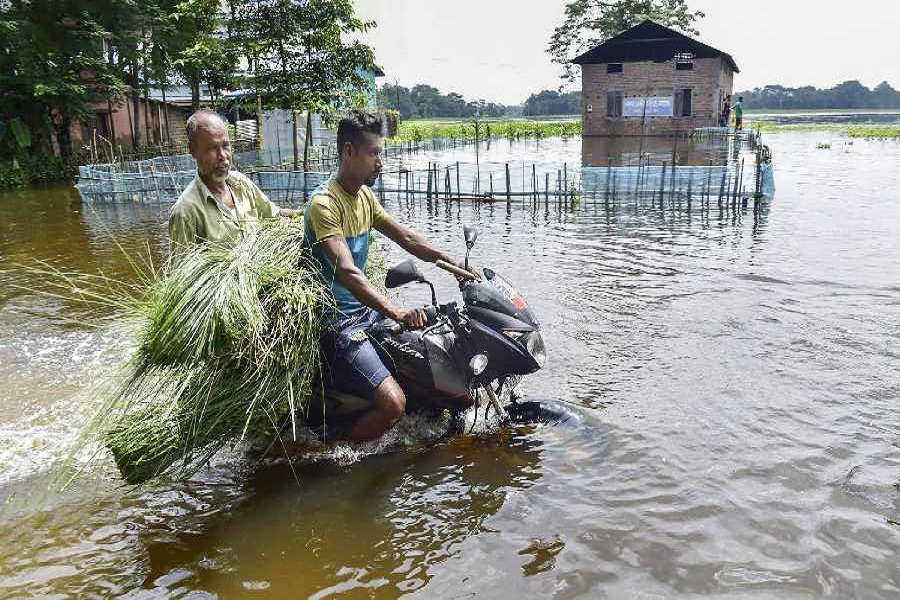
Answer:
[{"left": 304, "top": 111, "right": 471, "bottom": 442}]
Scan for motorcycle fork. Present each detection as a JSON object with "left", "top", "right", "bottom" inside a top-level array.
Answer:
[{"left": 471, "top": 378, "right": 508, "bottom": 426}]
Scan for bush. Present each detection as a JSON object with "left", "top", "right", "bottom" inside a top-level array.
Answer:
[
  {"left": 0, "top": 161, "right": 27, "bottom": 188},
  {"left": 382, "top": 109, "right": 401, "bottom": 137},
  {"left": 0, "top": 152, "right": 82, "bottom": 189}
]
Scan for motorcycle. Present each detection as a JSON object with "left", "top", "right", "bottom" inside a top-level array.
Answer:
[{"left": 306, "top": 224, "right": 549, "bottom": 438}]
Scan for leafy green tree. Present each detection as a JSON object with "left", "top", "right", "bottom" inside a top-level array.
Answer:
[
  {"left": 378, "top": 83, "right": 506, "bottom": 119},
  {"left": 872, "top": 81, "right": 900, "bottom": 109},
  {"left": 523, "top": 90, "right": 581, "bottom": 116},
  {"left": 547, "top": 0, "right": 704, "bottom": 82},
  {"left": 162, "top": 0, "right": 237, "bottom": 112},
  {"left": 233, "top": 0, "right": 375, "bottom": 169},
  {"left": 0, "top": 0, "right": 127, "bottom": 157}
]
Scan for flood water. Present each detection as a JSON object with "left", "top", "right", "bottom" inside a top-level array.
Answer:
[{"left": 1, "top": 131, "right": 899, "bottom": 598}]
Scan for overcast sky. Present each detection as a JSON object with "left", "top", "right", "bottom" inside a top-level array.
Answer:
[{"left": 355, "top": 0, "right": 900, "bottom": 105}]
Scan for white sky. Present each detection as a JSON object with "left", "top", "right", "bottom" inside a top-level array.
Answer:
[{"left": 354, "top": 0, "right": 900, "bottom": 105}]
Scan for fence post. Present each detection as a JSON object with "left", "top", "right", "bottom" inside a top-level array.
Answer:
[
  {"left": 545, "top": 171, "right": 550, "bottom": 206},
  {"left": 660, "top": 161, "right": 667, "bottom": 208},
  {"left": 732, "top": 162, "right": 740, "bottom": 210},
  {"left": 605, "top": 158, "right": 612, "bottom": 203},
  {"left": 718, "top": 169, "right": 727, "bottom": 211},
  {"left": 739, "top": 158, "right": 747, "bottom": 208},
  {"left": 505, "top": 162, "right": 511, "bottom": 205}
]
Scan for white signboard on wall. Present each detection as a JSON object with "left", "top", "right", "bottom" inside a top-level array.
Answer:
[{"left": 623, "top": 96, "right": 673, "bottom": 117}]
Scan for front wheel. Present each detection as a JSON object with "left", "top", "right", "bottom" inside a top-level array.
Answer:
[{"left": 506, "top": 397, "right": 584, "bottom": 427}]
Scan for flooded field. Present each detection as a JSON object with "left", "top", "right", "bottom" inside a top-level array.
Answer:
[{"left": 1, "top": 130, "right": 899, "bottom": 598}]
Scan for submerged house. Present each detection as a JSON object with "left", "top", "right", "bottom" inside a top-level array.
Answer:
[{"left": 573, "top": 20, "right": 738, "bottom": 136}]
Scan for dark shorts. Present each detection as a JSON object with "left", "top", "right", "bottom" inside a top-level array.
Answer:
[{"left": 320, "top": 308, "right": 392, "bottom": 401}]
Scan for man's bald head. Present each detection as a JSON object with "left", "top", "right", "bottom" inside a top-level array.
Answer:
[
  {"left": 187, "top": 110, "right": 231, "bottom": 183},
  {"left": 186, "top": 110, "right": 227, "bottom": 144}
]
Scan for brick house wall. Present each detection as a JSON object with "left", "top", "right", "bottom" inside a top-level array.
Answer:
[
  {"left": 69, "top": 99, "right": 190, "bottom": 151},
  {"left": 581, "top": 57, "right": 734, "bottom": 136}
]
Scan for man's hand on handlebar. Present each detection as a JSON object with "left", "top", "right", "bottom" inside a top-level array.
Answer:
[
  {"left": 455, "top": 259, "right": 482, "bottom": 282},
  {"left": 395, "top": 307, "right": 427, "bottom": 330}
]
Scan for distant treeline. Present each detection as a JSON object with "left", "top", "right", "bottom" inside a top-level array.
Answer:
[
  {"left": 383, "top": 78, "right": 900, "bottom": 119},
  {"left": 736, "top": 80, "right": 900, "bottom": 110},
  {"left": 522, "top": 90, "right": 581, "bottom": 116},
  {"left": 378, "top": 83, "right": 515, "bottom": 119},
  {"left": 378, "top": 84, "right": 581, "bottom": 119}
]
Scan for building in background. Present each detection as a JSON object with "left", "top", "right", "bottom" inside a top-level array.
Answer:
[{"left": 574, "top": 20, "right": 738, "bottom": 137}]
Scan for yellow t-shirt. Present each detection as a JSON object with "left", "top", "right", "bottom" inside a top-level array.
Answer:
[{"left": 303, "top": 179, "right": 388, "bottom": 320}]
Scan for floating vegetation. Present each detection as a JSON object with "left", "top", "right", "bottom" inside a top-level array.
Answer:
[
  {"left": 748, "top": 121, "right": 900, "bottom": 139},
  {"left": 391, "top": 119, "right": 581, "bottom": 144},
  {"left": 846, "top": 125, "right": 900, "bottom": 139},
  {"left": 817, "top": 142, "right": 832, "bottom": 149}
]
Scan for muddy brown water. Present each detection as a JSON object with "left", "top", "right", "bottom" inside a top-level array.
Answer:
[{"left": 1, "top": 131, "right": 899, "bottom": 598}]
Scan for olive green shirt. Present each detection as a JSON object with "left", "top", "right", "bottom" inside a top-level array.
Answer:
[{"left": 168, "top": 170, "right": 280, "bottom": 261}]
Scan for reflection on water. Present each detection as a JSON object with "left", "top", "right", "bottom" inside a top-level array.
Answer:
[
  {"left": 142, "top": 434, "right": 544, "bottom": 597},
  {"left": 2, "top": 130, "right": 900, "bottom": 597},
  {"left": 582, "top": 134, "right": 731, "bottom": 167}
]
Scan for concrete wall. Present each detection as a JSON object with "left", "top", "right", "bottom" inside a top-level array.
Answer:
[
  {"left": 261, "top": 110, "right": 333, "bottom": 165},
  {"left": 581, "top": 57, "right": 734, "bottom": 136}
]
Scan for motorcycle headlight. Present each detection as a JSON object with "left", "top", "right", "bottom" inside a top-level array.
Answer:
[
  {"left": 504, "top": 330, "right": 546, "bottom": 368},
  {"left": 469, "top": 353, "right": 489, "bottom": 376}
]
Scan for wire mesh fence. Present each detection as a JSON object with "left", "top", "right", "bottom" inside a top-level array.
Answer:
[{"left": 74, "top": 129, "right": 770, "bottom": 211}]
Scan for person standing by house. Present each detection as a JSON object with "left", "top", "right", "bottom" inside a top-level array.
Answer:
[
  {"left": 168, "top": 110, "right": 302, "bottom": 261},
  {"left": 720, "top": 96, "right": 731, "bottom": 127},
  {"left": 733, "top": 96, "right": 744, "bottom": 130}
]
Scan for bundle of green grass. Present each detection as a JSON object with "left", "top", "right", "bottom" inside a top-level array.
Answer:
[{"left": 86, "top": 219, "right": 345, "bottom": 484}]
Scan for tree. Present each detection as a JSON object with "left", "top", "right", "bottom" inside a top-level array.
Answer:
[
  {"left": 378, "top": 83, "right": 509, "bottom": 119},
  {"left": 547, "top": 0, "right": 704, "bottom": 82},
  {"left": 379, "top": 82, "right": 414, "bottom": 118},
  {"left": 523, "top": 90, "right": 581, "bottom": 116},
  {"left": 736, "top": 81, "right": 900, "bottom": 110},
  {"left": 0, "top": 0, "right": 128, "bottom": 157},
  {"left": 162, "top": 0, "right": 237, "bottom": 112},
  {"left": 872, "top": 81, "right": 899, "bottom": 109},
  {"left": 233, "top": 0, "right": 375, "bottom": 169}
]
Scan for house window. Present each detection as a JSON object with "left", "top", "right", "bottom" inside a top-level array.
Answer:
[
  {"left": 675, "top": 61, "right": 694, "bottom": 71},
  {"left": 606, "top": 91, "right": 623, "bottom": 117},
  {"left": 606, "top": 63, "right": 623, "bottom": 74},
  {"left": 673, "top": 88, "right": 692, "bottom": 117}
]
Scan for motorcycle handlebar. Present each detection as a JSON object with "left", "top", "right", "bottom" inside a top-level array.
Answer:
[
  {"left": 388, "top": 305, "right": 441, "bottom": 334},
  {"left": 435, "top": 259, "right": 480, "bottom": 281}
]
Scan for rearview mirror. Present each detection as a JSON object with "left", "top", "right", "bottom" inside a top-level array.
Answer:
[
  {"left": 463, "top": 224, "right": 478, "bottom": 249},
  {"left": 385, "top": 259, "right": 424, "bottom": 289}
]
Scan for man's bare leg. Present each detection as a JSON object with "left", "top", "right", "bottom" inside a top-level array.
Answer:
[{"left": 349, "top": 376, "right": 407, "bottom": 442}]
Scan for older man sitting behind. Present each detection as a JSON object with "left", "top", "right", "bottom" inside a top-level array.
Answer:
[{"left": 168, "top": 110, "right": 301, "bottom": 261}]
